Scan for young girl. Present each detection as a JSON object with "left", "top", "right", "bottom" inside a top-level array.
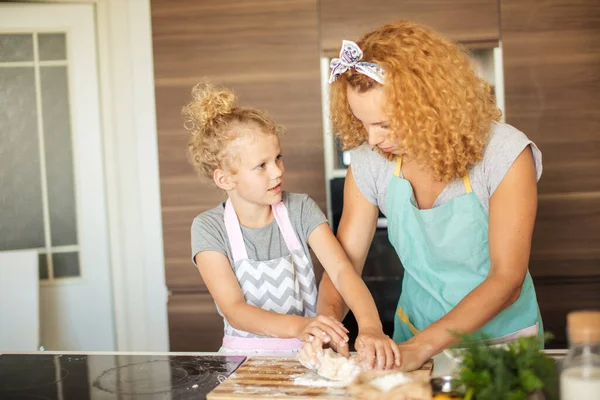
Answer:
[{"left": 184, "top": 81, "right": 399, "bottom": 369}]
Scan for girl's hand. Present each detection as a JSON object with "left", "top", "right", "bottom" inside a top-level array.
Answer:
[
  {"left": 297, "top": 339, "right": 321, "bottom": 369},
  {"left": 296, "top": 315, "right": 349, "bottom": 349},
  {"left": 297, "top": 334, "right": 351, "bottom": 369},
  {"left": 356, "top": 328, "right": 401, "bottom": 370}
]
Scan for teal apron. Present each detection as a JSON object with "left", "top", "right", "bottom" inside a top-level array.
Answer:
[{"left": 387, "top": 156, "right": 543, "bottom": 344}]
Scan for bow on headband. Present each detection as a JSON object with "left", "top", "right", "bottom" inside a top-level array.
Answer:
[{"left": 328, "top": 40, "right": 385, "bottom": 84}]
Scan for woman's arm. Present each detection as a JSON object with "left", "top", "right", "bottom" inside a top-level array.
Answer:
[
  {"left": 309, "top": 224, "right": 382, "bottom": 333},
  {"left": 317, "top": 166, "right": 379, "bottom": 321},
  {"left": 309, "top": 222, "right": 400, "bottom": 369},
  {"left": 308, "top": 167, "right": 400, "bottom": 368},
  {"left": 398, "top": 148, "right": 538, "bottom": 370},
  {"left": 195, "top": 251, "right": 347, "bottom": 341}
]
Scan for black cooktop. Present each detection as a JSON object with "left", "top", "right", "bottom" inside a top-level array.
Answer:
[{"left": 0, "top": 354, "right": 246, "bottom": 400}]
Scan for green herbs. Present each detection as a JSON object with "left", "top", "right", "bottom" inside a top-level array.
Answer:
[{"left": 454, "top": 334, "right": 557, "bottom": 400}]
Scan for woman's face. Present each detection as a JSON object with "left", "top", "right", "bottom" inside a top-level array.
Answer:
[{"left": 346, "top": 85, "right": 401, "bottom": 155}]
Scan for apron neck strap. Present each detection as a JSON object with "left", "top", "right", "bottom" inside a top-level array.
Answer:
[
  {"left": 224, "top": 198, "right": 302, "bottom": 263},
  {"left": 272, "top": 201, "right": 302, "bottom": 252},
  {"left": 224, "top": 199, "right": 249, "bottom": 262},
  {"left": 462, "top": 175, "right": 473, "bottom": 194},
  {"left": 394, "top": 156, "right": 403, "bottom": 177},
  {"left": 394, "top": 156, "right": 473, "bottom": 194}
]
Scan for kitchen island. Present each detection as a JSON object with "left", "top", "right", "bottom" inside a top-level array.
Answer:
[{"left": 0, "top": 349, "right": 566, "bottom": 399}]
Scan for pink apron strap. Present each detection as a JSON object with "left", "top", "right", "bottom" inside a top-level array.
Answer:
[
  {"left": 222, "top": 335, "right": 303, "bottom": 352},
  {"left": 224, "top": 199, "right": 302, "bottom": 263},
  {"left": 224, "top": 199, "right": 249, "bottom": 262},
  {"left": 272, "top": 201, "right": 302, "bottom": 252}
]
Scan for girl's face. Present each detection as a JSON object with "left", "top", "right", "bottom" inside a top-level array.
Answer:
[
  {"left": 226, "top": 131, "right": 284, "bottom": 206},
  {"left": 346, "top": 86, "right": 402, "bottom": 155}
]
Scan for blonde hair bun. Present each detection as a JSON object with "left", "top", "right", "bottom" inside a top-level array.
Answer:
[
  {"left": 184, "top": 81, "right": 237, "bottom": 133},
  {"left": 183, "top": 80, "right": 281, "bottom": 180}
]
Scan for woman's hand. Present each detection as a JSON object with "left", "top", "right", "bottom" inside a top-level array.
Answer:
[
  {"left": 394, "top": 338, "right": 436, "bottom": 372},
  {"left": 295, "top": 315, "right": 349, "bottom": 348},
  {"left": 355, "top": 327, "right": 401, "bottom": 370}
]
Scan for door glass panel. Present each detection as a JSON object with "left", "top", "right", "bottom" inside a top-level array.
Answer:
[
  {"left": 38, "top": 33, "right": 66, "bottom": 61},
  {"left": 52, "top": 252, "right": 80, "bottom": 278},
  {"left": 38, "top": 253, "right": 49, "bottom": 280},
  {"left": 0, "top": 34, "right": 33, "bottom": 62},
  {"left": 0, "top": 67, "right": 45, "bottom": 251},
  {"left": 41, "top": 66, "right": 78, "bottom": 247}
]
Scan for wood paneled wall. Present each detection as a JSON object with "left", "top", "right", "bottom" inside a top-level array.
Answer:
[
  {"left": 320, "top": 0, "right": 500, "bottom": 51},
  {"left": 151, "top": 0, "right": 324, "bottom": 350},
  {"left": 152, "top": 0, "right": 599, "bottom": 351},
  {"left": 500, "top": 0, "right": 600, "bottom": 346}
]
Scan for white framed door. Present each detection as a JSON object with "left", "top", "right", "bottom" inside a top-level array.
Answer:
[{"left": 0, "top": 3, "right": 115, "bottom": 350}]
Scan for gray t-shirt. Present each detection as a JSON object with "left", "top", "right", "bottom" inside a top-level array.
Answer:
[
  {"left": 350, "top": 122, "right": 543, "bottom": 215},
  {"left": 191, "top": 192, "right": 328, "bottom": 268}
]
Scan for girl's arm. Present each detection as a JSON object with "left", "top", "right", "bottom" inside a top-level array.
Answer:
[
  {"left": 195, "top": 251, "right": 348, "bottom": 343},
  {"left": 397, "top": 148, "right": 538, "bottom": 370},
  {"left": 316, "top": 167, "right": 379, "bottom": 321}
]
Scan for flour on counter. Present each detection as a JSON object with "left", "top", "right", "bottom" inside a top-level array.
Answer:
[
  {"left": 369, "top": 372, "right": 413, "bottom": 392},
  {"left": 233, "top": 389, "right": 288, "bottom": 396},
  {"left": 292, "top": 370, "right": 349, "bottom": 388}
]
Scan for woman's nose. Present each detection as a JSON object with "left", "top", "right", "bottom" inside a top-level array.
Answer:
[{"left": 367, "top": 128, "right": 384, "bottom": 147}]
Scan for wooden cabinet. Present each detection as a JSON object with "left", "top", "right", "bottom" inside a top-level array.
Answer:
[
  {"left": 500, "top": 0, "right": 600, "bottom": 347},
  {"left": 151, "top": 0, "right": 324, "bottom": 350},
  {"left": 168, "top": 293, "right": 224, "bottom": 352},
  {"left": 320, "top": 0, "right": 500, "bottom": 51},
  {"left": 533, "top": 276, "right": 600, "bottom": 347}
]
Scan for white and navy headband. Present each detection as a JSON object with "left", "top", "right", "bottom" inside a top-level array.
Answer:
[{"left": 328, "top": 40, "right": 385, "bottom": 85}]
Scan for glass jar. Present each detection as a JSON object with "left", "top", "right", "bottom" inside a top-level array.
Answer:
[{"left": 560, "top": 310, "right": 600, "bottom": 399}]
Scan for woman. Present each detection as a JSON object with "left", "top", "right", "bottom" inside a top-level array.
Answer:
[{"left": 302, "top": 21, "right": 543, "bottom": 371}]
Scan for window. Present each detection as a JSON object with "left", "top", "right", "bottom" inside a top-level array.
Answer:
[{"left": 0, "top": 32, "right": 80, "bottom": 281}]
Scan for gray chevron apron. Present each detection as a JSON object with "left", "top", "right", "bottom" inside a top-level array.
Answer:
[{"left": 218, "top": 198, "right": 318, "bottom": 352}]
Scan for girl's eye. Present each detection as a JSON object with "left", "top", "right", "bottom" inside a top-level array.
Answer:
[
  {"left": 380, "top": 125, "right": 390, "bottom": 130},
  {"left": 257, "top": 163, "right": 266, "bottom": 169},
  {"left": 276, "top": 154, "right": 283, "bottom": 161}
]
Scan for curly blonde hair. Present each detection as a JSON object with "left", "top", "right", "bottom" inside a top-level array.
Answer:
[
  {"left": 330, "top": 21, "right": 501, "bottom": 183},
  {"left": 183, "top": 81, "right": 282, "bottom": 179}
]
